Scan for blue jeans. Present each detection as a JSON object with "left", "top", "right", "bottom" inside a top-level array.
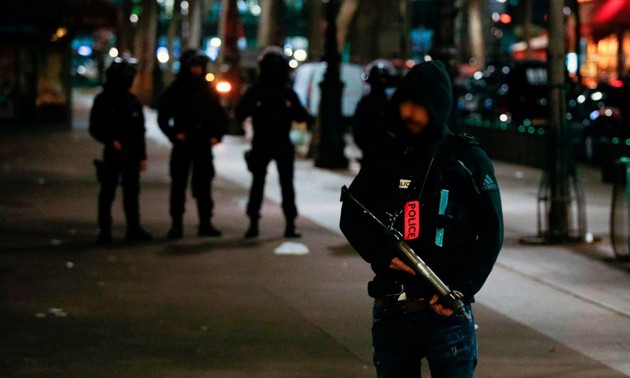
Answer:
[{"left": 372, "top": 303, "right": 477, "bottom": 378}]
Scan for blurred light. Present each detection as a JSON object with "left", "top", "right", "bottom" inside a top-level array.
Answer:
[
  {"left": 157, "top": 47, "right": 170, "bottom": 63},
  {"left": 216, "top": 80, "right": 232, "bottom": 93},
  {"left": 210, "top": 37, "right": 222, "bottom": 48},
  {"left": 51, "top": 27, "right": 68, "bottom": 41},
  {"left": 577, "top": 95, "right": 586, "bottom": 104},
  {"left": 611, "top": 79, "right": 623, "bottom": 88},
  {"left": 499, "top": 113, "right": 509, "bottom": 122},
  {"left": 130, "top": 14, "right": 139, "bottom": 23},
  {"left": 605, "top": 108, "right": 613, "bottom": 117},
  {"left": 589, "top": 110, "right": 600, "bottom": 120},
  {"left": 590, "top": 91, "right": 603, "bottom": 101},
  {"left": 473, "top": 71, "right": 483, "bottom": 80},
  {"left": 284, "top": 46, "right": 293, "bottom": 56},
  {"left": 206, "top": 73, "right": 215, "bottom": 82},
  {"left": 251, "top": 5, "right": 261, "bottom": 16},
  {"left": 77, "top": 46, "right": 92, "bottom": 56},
  {"left": 566, "top": 53, "right": 578, "bottom": 75},
  {"left": 109, "top": 48, "right": 119, "bottom": 58},
  {"left": 293, "top": 49, "right": 307, "bottom": 61},
  {"left": 181, "top": 1, "right": 189, "bottom": 9},
  {"left": 499, "top": 13, "right": 512, "bottom": 24},
  {"left": 289, "top": 59, "right": 298, "bottom": 69},
  {"left": 77, "top": 66, "right": 87, "bottom": 75},
  {"left": 492, "top": 12, "right": 500, "bottom": 22}
]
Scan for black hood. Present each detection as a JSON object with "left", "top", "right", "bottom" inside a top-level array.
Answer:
[{"left": 389, "top": 60, "right": 452, "bottom": 146}]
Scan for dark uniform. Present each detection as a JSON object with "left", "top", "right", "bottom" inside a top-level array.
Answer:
[
  {"left": 157, "top": 49, "right": 229, "bottom": 239},
  {"left": 235, "top": 47, "right": 309, "bottom": 239},
  {"left": 352, "top": 59, "right": 397, "bottom": 165},
  {"left": 89, "top": 57, "right": 152, "bottom": 243},
  {"left": 340, "top": 61, "right": 503, "bottom": 377}
]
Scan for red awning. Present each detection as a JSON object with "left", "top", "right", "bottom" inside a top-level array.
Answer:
[
  {"left": 583, "top": 0, "right": 630, "bottom": 38},
  {"left": 64, "top": 0, "right": 120, "bottom": 31},
  {"left": 591, "top": 0, "right": 630, "bottom": 25}
]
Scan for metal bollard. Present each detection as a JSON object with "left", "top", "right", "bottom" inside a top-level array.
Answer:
[{"left": 610, "top": 157, "right": 630, "bottom": 260}]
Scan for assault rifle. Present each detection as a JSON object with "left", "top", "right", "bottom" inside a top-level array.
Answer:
[{"left": 340, "top": 185, "right": 471, "bottom": 321}]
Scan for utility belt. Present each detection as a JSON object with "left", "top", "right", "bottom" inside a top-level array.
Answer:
[{"left": 369, "top": 280, "right": 430, "bottom": 314}]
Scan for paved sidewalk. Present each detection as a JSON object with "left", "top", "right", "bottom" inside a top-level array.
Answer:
[{"left": 0, "top": 88, "right": 628, "bottom": 377}]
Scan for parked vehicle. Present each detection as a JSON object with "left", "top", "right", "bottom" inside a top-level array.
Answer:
[{"left": 292, "top": 62, "right": 365, "bottom": 125}]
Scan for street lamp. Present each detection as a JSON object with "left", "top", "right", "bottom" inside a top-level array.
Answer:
[{"left": 314, "top": 0, "right": 348, "bottom": 169}]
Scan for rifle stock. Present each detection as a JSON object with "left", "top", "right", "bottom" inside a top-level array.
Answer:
[{"left": 341, "top": 185, "right": 470, "bottom": 321}]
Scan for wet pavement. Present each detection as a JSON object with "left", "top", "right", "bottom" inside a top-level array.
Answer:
[{"left": 0, "top": 87, "right": 629, "bottom": 377}]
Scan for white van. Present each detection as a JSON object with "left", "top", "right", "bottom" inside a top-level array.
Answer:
[{"left": 292, "top": 62, "right": 365, "bottom": 120}]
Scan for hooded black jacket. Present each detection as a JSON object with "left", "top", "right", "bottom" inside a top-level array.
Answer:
[{"left": 340, "top": 61, "right": 503, "bottom": 302}]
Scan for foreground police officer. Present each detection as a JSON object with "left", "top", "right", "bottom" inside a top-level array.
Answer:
[
  {"left": 158, "top": 49, "right": 229, "bottom": 239},
  {"left": 340, "top": 60, "right": 503, "bottom": 377},
  {"left": 235, "top": 47, "right": 309, "bottom": 239},
  {"left": 90, "top": 56, "right": 153, "bottom": 243}
]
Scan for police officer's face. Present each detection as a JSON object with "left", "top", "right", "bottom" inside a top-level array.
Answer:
[
  {"left": 190, "top": 64, "right": 203, "bottom": 76},
  {"left": 399, "top": 101, "right": 430, "bottom": 135}
]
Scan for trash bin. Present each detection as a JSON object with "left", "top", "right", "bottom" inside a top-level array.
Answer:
[{"left": 610, "top": 157, "right": 630, "bottom": 260}]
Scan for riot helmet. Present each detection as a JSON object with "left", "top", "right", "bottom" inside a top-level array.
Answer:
[
  {"left": 362, "top": 59, "right": 397, "bottom": 88},
  {"left": 257, "top": 46, "right": 290, "bottom": 84},
  {"left": 179, "top": 49, "right": 210, "bottom": 78},
  {"left": 105, "top": 56, "right": 138, "bottom": 91}
]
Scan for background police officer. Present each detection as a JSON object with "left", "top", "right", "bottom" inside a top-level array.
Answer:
[
  {"left": 158, "top": 49, "right": 229, "bottom": 239},
  {"left": 352, "top": 59, "right": 397, "bottom": 165},
  {"left": 235, "top": 47, "right": 309, "bottom": 239},
  {"left": 89, "top": 56, "right": 153, "bottom": 243}
]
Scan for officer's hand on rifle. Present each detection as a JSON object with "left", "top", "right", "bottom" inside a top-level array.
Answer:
[
  {"left": 389, "top": 257, "right": 416, "bottom": 276},
  {"left": 430, "top": 294, "right": 454, "bottom": 317}
]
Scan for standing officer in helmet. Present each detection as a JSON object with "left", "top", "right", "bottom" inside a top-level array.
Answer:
[
  {"left": 89, "top": 56, "right": 153, "bottom": 243},
  {"left": 235, "top": 46, "right": 309, "bottom": 239},
  {"left": 352, "top": 59, "right": 397, "bottom": 165},
  {"left": 158, "top": 49, "right": 229, "bottom": 239}
]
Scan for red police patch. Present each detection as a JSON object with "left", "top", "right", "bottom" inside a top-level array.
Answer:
[{"left": 404, "top": 200, "right": 420, "bottom": 240}]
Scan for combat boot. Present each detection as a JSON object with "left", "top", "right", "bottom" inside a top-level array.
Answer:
[
  {"left": 167, "top": 218, "right": 184, "bottom": 239},
  {"left": 284, "top": 220, "right": 301, "bottom": 238},
  {"left": 198, "top": 223, "right": 222, "bottom": 237},
  {"left": 244, "top": 218, "right": 259, "bottom": 239},
  {"left": 126, "top": 226, "right": 153, "bottom": 242}
]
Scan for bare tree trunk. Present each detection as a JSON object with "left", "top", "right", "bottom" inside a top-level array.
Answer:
[
  {"left": 117, "top": 0, "right": 134, "bottom": 54},
  {"left": 187, "top": 0, "right": 203, "bottom": 49},
  {"left": 305, "top": 0, "right": 324, "bottom": 61},
  {"left": 257, "top": 0, "right": 286, "bottom": 49},
  {"left": 520, "top": 0, "right": 533, "bottom": 60},
  {"left": 164, "top": 0, "right": 181, "bottom": 87},
  {"left": 431, "top": 0, "right": 459, "bottom": 72},
  {"left": 399, "top": 0, "right": 411, "bottom": 59},
  {"left": 132, "top": 0, "right": 158, "bottom": 106},
  {"left": 337, "top": 0, "right": 359, "bottom": 53},
  {"left": 347, "top": 0, "right": 405, "bottom": 63},
  {"left": 467, "top": 0, "right": 486, "bottom": 66}
]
